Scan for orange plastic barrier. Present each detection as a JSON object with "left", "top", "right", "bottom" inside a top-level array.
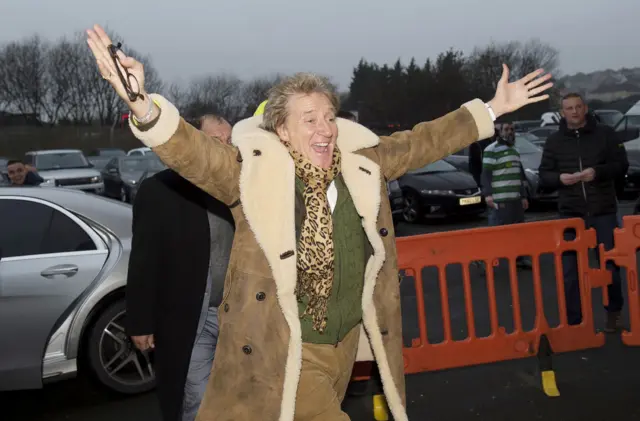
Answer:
[
  {"left": 602, "top": 215, "right": 640, "bottom": 346},
  {"left": 352, "top": 215, "right": 640, "bottom": 381}
]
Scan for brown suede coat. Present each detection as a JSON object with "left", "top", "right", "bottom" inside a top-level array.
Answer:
[{"left": 130, "top": 95, "right": 494, "bottom": 421}]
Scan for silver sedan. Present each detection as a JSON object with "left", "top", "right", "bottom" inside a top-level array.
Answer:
[{"left": 0, "top": 186, "right": 155, "bottom": 394}]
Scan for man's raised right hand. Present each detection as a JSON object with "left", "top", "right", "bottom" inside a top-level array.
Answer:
[{"left": 86, "top": 24, "right": 155, "bottom": 121}]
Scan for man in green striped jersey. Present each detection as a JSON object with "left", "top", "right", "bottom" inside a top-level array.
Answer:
[{"left": 481, "top": 122, "right": 531, "bottom": 268}]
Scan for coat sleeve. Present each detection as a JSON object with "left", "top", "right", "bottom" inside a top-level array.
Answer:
[
  {"left": 129, "top": 94, "right": 241, "bottom": 206},
  {"left": 376, "top": 99, "right": 495, "bottom": 181},
  {"left": 125, "top": 178, "right": 163, "bottom": 337},
  {"left": 594, "top": 128, "right": 629, "bottom": 182},
  {"left": 538, "top": 139, "right": 561, "bottom": 189}
]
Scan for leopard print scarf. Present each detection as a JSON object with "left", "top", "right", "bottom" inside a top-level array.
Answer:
[{"left": 284, "top": 143, "right": 341, "bottom": 333}]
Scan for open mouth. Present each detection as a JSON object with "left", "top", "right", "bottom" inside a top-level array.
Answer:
[{"left": 311, "top": 142, "right": 330, "bottom": 154}]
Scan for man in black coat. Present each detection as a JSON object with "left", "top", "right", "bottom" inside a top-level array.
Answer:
[
  {"left": 539, "top": 93, "right": 628, "bottom": 332},
  {"left": 126, "top": 114, "right": 235, "bottom": 421},
  {"left": 468, "top": 130, "right": 496, "bottom": 187}
]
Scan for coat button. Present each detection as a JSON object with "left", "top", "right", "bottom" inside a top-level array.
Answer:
[
  {"left": 223, "top": 303, "right": 229, "bottom": 312},
  {"left": 242, "top": 345, "right": 252, "bottom": 355},
  {"left": 256, "top": 292, "right": 266, "bottom": 301},
  {"left": 253, "top": 149, "right": 262, "bottom": 156},
  {"left": 379, "top": 228, "right": 388, "bottom": 237}
]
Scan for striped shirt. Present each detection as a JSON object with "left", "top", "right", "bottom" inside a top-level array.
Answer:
[{"left": 481, "top": 140, "right": 525, "bottom": 202}]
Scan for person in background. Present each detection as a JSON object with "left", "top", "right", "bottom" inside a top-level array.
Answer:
[
  {"left": 539, "top": 92, "right": 628, "bottom": 332},
  {"left": 126, "top": 114, "right": 235, "bottom": 421},
  {"left": 481, "top": 122, "right": 532, "bottom": 269},
  {"left": 6, "top": 159, "right": 44, "bottom": 186}
]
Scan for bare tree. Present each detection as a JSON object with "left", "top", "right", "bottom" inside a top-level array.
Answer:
[
  {"left": 465, "top": 41, "right": 520, "bottom": 100},
  {"left": 44, "top": 38, "right": 80, "bottom": 123},
  {"left": 465, "top": 39, "right": 559, "bottom": 104},
  {"left": 0, "top": 35, "right": 49, "bottom": 122},
  {"left": 183, "top": 74, "right": 244, "bottom": 121},
  {"left": 166, "top": 81, "right": 190, "bottom": 114},
  {"left": 241, "top": 74, "right": 283, "bottom": 117},
  {"left": 515, "top": 39, "right": 559, "bottom": 79}
]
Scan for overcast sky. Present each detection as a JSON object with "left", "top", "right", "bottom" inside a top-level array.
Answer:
[{"left": 1, "top": 0, "right": 638, "bottom": 90}]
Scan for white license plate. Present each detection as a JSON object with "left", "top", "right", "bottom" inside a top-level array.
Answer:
[{"left": 459, "top": 196, "right": 481, "bottom": 206}]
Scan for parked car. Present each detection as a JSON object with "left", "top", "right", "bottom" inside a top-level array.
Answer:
[
  {"left": 396, "top": 159, "right": 484, "bottom": 223},
  {"left": 101, "top": 155, "right": 166, "bottom": 203},
  {"left": 127, "top": 147, "right": 153, "bottom": 157},
  {"left": 444, "top": 134, "right": 557, "bottom": 203},
  {"left": 0, "top": 157, "right": 7, "bottom": 185},
  {"left": 513, "top": 120, "right": 542, "bottom": 132},
  {"left": 89, "top": 148, "right": 127, "bottom": 157},
  {"left": 387, "top": 179, "right": 404, "bottom": 222},
  {"left": 0, "top": 187, "right": 154, "bottom": 394},
  {"left": 87, "top": 156, "right": 112, "bottom": 171},
  {"left": 528, "top": 125, "right": 558, "bottom": 147},
  {"left": 593, "top": 109, "right": 624, "bottom": 127},
  {"left": 24, "top": 150, "right": 104, "bottom": 194}
]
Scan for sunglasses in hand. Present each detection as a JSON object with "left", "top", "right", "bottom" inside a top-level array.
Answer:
[{"left": 107, "top": 42, "right": 144, "bottom": 103}]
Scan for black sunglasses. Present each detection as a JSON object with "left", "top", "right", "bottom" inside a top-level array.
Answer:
[{"left": 107, "top": 42, "right": 144, "bottom": 102}]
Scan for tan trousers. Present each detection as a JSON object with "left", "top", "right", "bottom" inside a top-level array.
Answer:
[{"left": 293, "top": 324, "right": 361, "bottom": 421}]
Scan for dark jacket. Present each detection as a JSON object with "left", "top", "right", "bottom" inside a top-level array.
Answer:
[
  {"left": 468, "top": 135, "right": 495, "bottom": 186},
  {"left": 125, "top": 169, "right": 234, "bottom": 421},
  {"left": 539, "top": 115, "right": 628, "bottom": 216}
]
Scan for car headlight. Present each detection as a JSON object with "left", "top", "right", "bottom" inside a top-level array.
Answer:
[
  {"left": 41, "top": 178, "right": 56, "bottom": 187},
  {"left": 421, "top": 189, "right": 455, "bottom": 196},
  {"left": 90, "top": 176, "right": 101, "bottom": 183},
  {"left": 126, "top": 179, "right": 137, "bottom": 185}
]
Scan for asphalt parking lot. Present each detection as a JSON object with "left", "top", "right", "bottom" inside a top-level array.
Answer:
[{"left": 4, "top": 200, "right": 640, "bottom": 421}]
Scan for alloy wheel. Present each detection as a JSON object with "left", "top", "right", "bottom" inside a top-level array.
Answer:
[{"left": 98, "top": 310, "right": 155, "bottom": 388}]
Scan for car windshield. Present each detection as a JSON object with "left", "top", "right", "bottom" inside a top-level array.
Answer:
[
  {"left": 35, "top": 152, "right": 90, "bottom": 170},
  {"left": 408, "top": 159, "right": 457, "bottom": 174},
  {"left": 515, "top": 134, "right": 542, "bottom": 154},
  {"left": 596, "top": 111, "right": 623, "bottom": 126},
  {"left": 515, "top": 121, "right": 541, "bottom": 131},
  {"left": 98, "top": 149, "right": 126, "bottom": 156},
  {"left": 627, "top": 115, "right": 640, "bottom": 128},
  {"left": 120, "top": 157, "right": 166, "bottom": 172},
  {"left": 88, "top": 157, "right": 111, "bottom": 170}
]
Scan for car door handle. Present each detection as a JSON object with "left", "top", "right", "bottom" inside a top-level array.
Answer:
[{"left": 41, "top": 264, "right": 79, "bottom": 278}]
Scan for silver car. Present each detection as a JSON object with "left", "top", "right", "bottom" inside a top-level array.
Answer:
[
  {"left": 0, "top": 187, "right": 155, "bottom": 394},
  {"left": 24, "top": 149, "right": 104, "bottom": 194}
]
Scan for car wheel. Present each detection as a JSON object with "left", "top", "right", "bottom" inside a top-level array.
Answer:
[
  {"left": 86, "top": 299, "right": 156, "bottom": 395},
  {"left": 402, "top": 191, "right": 421, "bottom": 223},
  {"left": 120, "top": 186, "right": 129, "bottom": 203}
]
